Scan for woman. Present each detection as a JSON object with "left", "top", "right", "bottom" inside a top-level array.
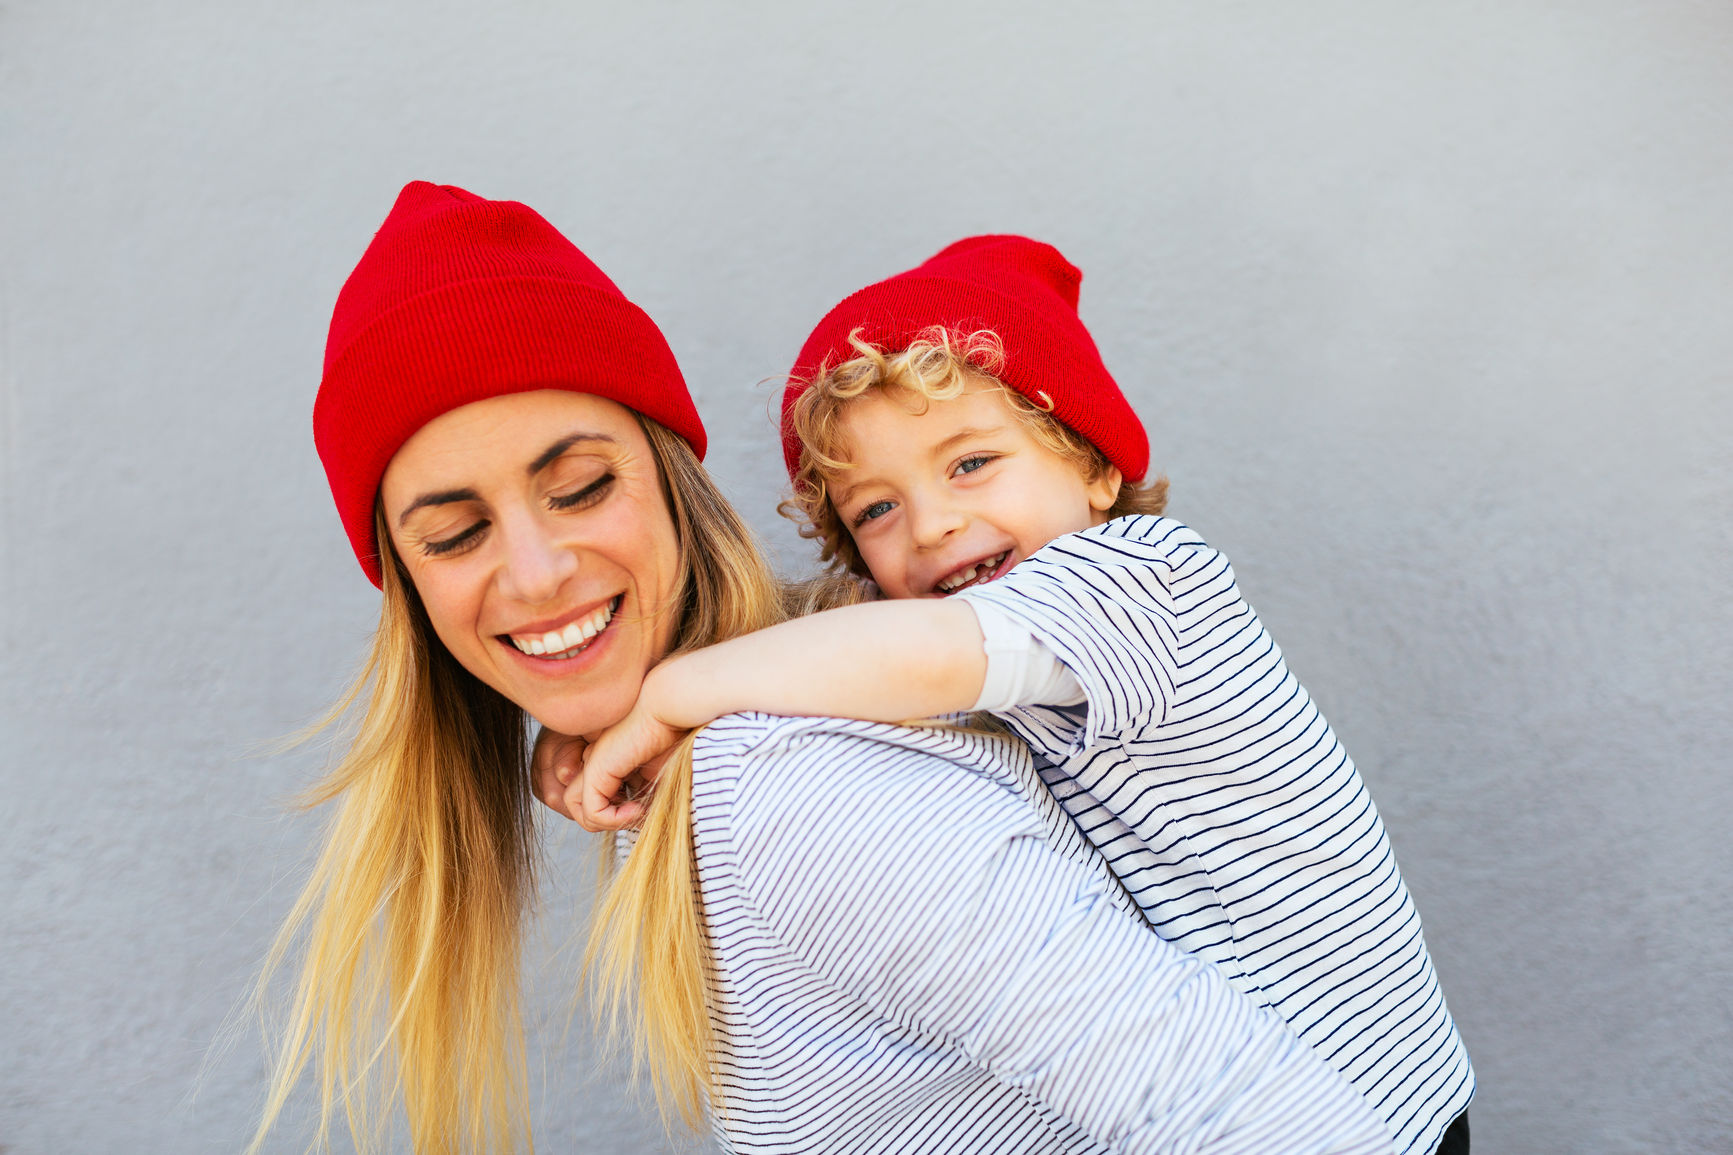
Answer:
[{"left": 252, "top": 181, "right": 1393, "bottom": 1154}]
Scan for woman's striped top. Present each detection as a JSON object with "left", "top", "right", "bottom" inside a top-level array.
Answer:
[
  {"left": 690, "top": 711, "right": 1395, "bottom": 1153},
  {"left": 955, "top": 516, "right": 1474, "bottom": 1155}
]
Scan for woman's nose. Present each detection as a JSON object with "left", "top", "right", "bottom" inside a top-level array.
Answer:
[{"left": 494, "top": 517, "right": 579, "bottom": 605}]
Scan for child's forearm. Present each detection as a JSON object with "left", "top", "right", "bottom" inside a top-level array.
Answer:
[{"left": 647, "top": 599, "right": 988, "bottom": 728}]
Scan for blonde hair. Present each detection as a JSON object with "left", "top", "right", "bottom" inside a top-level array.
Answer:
[
  {"left": 251, "top": 416, "right": 784, "bottom": 1153},
  {"left": 584, "top": 420, "right": 786, "bottom": 1130},
  {"left": 782, "top": 327, "right": 1169, "bottom": 576}
]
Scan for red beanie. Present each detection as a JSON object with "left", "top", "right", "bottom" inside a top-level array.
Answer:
[
  {"left": 315, "top": 181, "right": 705, "bottom": 587},
  {"left": 783, "top": 234, "right": 1148, "bottom": 484}
]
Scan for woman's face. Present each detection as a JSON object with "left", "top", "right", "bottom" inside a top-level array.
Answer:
[{"left": 379, "top": 390, "right": 682, "bottom": 738}]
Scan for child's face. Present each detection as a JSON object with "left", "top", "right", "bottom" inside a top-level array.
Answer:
[{"left": 826, "top": 381, "right": 1121, "bottom": 599}]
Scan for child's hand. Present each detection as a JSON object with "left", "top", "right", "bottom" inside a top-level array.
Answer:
[
  {"left": 571, "top": 701, "right": 687, "bottom": 831},
  {"left": 532, "top": 727, "right": 589, "bottom": 822}
]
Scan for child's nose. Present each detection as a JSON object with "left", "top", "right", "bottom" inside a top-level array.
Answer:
[{"left": 907, "top": 496, "right": 967, "bottom": 549}]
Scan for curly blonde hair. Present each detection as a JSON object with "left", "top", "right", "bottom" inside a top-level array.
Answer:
[{"left": 781, "top": 326, "right": 1169, "bottom": 577}]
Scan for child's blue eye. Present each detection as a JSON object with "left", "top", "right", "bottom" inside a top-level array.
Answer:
[
  {"left": 853, "top": 500, "right": 895, "bottom": 527},
  {"left": 956, "top": 455, "right": 996, "bottom": 476}
]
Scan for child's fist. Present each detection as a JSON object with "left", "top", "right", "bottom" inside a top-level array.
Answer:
[{"left": 575, "top": 702, "right": 687, "bottom": 831}]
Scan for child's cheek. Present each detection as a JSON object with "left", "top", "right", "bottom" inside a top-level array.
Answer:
[{"left": 856, "top": 544, "right": 904, "bottom": 600}]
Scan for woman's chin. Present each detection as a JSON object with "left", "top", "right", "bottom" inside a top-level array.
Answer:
[{"left": 521, "top": 683, "right": 636, "bottom": 741}]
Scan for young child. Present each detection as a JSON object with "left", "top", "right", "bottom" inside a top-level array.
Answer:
[{"left": 540, "top": 237, "right": 1474, "bottom": 1155}]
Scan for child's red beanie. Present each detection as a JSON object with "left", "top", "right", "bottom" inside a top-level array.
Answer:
[
  {"left": 315, "top": 181, "right": 705, "bottom": 587},
  {"left": 783, "top": 235, "right": 1149, "bottom": 484}
]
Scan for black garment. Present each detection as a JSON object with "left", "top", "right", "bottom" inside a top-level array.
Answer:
[{"left": 1437, "top": 1111, "right": 1470, "bottom": 1154}]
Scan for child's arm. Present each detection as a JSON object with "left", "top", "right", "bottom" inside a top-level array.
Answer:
[
  {"left": 652, "top": 597, "right": 991, "bottom": 725},
  {"left": 549, "top": 599, "right": 991, "bottom": 829}
]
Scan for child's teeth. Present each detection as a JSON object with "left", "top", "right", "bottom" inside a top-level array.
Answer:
[
  {"left": 527, "top": 637, "right": 547, "bottom": 655},
  {"left": 940, "top": 554, "right": 1006, "bottom": 592},
  {"left": 941, "top": 557, "right": 992, "bottom": 592}
]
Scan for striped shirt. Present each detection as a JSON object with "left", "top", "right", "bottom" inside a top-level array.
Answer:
[
  {"left": 691, "top": 712, "right": 1395, "bottom": 1154},
  {"left": 956, "top": 516, "right": 1474, "bottom": 1155}
]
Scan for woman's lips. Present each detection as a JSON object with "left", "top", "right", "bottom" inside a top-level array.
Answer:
[{"left": 503, "top": 595, "right": 621, "bottom": 659}]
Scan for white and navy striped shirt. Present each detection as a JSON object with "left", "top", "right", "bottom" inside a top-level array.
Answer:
[
  {"left": 690, "top": 712, "right": 1395, "bottom": 1154},
  {"left": 956, "top": 517, "right": 1474, "bottom": 1155}
]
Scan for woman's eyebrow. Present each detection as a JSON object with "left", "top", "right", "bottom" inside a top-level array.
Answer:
[
  {"left": 397, "top": 488, "right": 480, "bottom": 526},
  {"left": 527, "top": 431, "right": 617, "bottom": 474}
]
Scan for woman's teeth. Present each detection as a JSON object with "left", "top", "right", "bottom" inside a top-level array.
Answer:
[
  {"left": 509, "top": 600, "right": 615, "bottom": 658},
  {"left": 937, "top": 553, "right": 1007, "bottom": 593}
]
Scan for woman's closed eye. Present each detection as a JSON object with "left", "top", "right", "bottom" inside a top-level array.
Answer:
[
  {"left": 549, "top": 471, "right": 615, "bottom": 511},
  {"left": 417, "top": 473, "right": 614, "bottom": 557},
  {"left": 421, "top": 519, "right": 489, "bottom": 558}
]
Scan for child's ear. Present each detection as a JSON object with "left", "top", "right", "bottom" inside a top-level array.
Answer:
[{"left": 1087, "top": 465, "right": 1123, "bottom": 516}]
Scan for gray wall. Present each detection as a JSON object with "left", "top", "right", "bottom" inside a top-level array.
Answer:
[{"left": 3, "top": 2, "right": 1729, "bottom": 1151}]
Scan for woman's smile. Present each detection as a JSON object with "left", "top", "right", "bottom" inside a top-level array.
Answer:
[{"left": 502, "top": 594, "right": 621, "bottom": 659}]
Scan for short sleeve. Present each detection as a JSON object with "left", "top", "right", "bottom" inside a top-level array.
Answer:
[
  {"left": 956, "top": 517, "right": 1226, "bottom": 753},
  {"left": 724, "top": 720, "right": 1395, "bottom": 1155},
  {"left": 968, "top": 597, "right": 1087, "bottom": 711}
]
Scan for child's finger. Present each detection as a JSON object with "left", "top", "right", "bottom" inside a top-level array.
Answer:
[
  {"left": 588, "top": 797, "right": 646, "bottom": 831},
  {"left": 566, "top": 775, "right": 644, "bottom": 832},
  {"left": 579, "top": 770, "right": 643, "bottom": 831},
  {"left": 564, "top": 778, "right": 603, "bottom": 831}
]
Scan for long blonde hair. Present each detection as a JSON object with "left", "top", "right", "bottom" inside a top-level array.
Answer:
[
  {"left": 251, "top": 416, "right": 783, "bottom": 1153},
  {"left": 782, "top": 326, "right": 1170, "bottom": 576}
]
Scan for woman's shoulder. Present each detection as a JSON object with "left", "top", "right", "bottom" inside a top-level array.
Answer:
[
  {"left": 692, "top": 713, "right": 1028, "bottom": 793},
  {"left": 693, "top": 710, "right": 907, "bottom": 761},
  {"left": 690, "top": 714, "right": 1045, "bottom": 854}
]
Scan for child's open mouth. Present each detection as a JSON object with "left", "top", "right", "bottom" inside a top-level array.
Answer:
[
  {"left": 504, "top": 595, "right": 622, "bottom": 659},
  {"left": 935, "top": 552, "right": 1009, "bottom": 595}
]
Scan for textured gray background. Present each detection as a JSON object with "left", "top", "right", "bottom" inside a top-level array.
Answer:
[{"left": 3, "top": 2, "right": 1730, "bottom": 1152}]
